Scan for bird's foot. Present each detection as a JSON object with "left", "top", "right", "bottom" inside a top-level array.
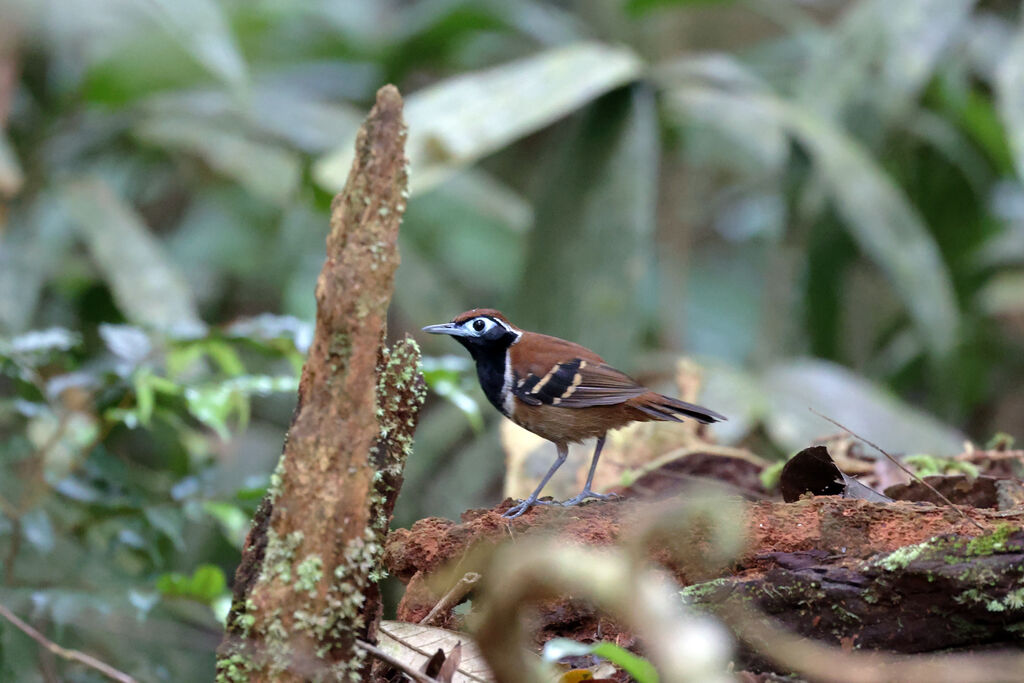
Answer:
[
  {"left": 501, "top": 497, "right": 559, "bottom": 519},
  {"left": 560, "top": 489, "right": 621, "bottom": 507}
]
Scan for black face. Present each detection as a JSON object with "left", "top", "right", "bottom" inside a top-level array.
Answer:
[
  {"left": 422, "top": 315, "right": 520, "bottom": 415},
  {"left": 422, "top": 315, "right": 518, "bottom": 357}
]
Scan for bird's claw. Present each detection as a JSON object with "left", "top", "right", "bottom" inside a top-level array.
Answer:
[
  {"left": 560, "top": 490, "right": 621, "bottom": 507},
  {"left": 501, "top": 497, "right": 558, "bottom": 519}
]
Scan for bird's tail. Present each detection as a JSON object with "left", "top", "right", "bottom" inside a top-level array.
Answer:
[{"left": 632, "top": 393, "right": 726, "bottom": 424}]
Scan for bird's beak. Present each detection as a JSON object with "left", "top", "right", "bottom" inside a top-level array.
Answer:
[{"left": 421, "top": 322, "right": 468, "bottom": 337}]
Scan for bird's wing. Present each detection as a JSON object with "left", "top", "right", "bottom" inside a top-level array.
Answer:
[{"left": 513, "top": 358, "right": 647, "bottom": 408}]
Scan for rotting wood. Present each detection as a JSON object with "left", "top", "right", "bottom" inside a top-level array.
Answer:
[
  {"left": 684, "top": 527, "right": 1024, "bottom": 661},
  {"left": 383, "top": 495, "right": 1023, "bottom": 661},
  {"left": 216, "top": 84, "right": 425, "bottom": 682}
]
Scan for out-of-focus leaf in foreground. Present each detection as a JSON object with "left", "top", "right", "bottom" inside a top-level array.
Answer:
[
  {"left": 314, "top": 42, "right": 644, "bottom": 195},
  {"left": 63, "top": 177, "right": 202, "bottom": 331}
]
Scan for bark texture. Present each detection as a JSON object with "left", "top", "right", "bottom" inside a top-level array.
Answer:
[{"left": 216, "top": 85, "right": 425, "bottom": 683}]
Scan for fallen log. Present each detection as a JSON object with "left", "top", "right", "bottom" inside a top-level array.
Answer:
[
  {"left": 685, "top": 526, "right": 1024, "bottom": 656},
  {"left": 382, "top": 495, "right": 1021, "bottom": 650}
]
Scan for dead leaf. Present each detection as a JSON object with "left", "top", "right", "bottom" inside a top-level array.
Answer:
[
  {"left": 378, "top": 621, "right": 494, "bottom": 683},
  {"left": 780, "top": 446, "right": 891, "bottom": 503},
  {"left": 437, "top": 642, "right": 463, "bottom": 683}
]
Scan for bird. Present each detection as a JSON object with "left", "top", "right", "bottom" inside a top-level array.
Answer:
[{"left": 422, "top": 309, "right": 726, "bottom": 518}]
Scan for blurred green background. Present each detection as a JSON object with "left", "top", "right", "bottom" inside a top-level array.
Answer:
[{"left": 2, "top": 0, "right": 1024, "bottom": 679}]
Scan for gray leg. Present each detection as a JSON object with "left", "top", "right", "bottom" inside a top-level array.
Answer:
[
  {"left": 503, "top": 443, "right": 568, "bottom": 519},
  {"left": 561, "top": 435, "right": 620, "bottom": 507}
]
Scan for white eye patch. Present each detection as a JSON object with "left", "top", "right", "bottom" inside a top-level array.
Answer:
[{"left": 462, "top": 317, "right": 497, "bottom": 335}]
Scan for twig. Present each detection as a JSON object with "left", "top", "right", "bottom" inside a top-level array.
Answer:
[
  {"left": 419, "top": 572, "right": 481, "bottom": 626},
  {"left": 0, "top": 602, "right": 137, "bottom": 683},
  {"left": 355, "top": 638, "right": 439, "bottom": 683},
  {"left": 810, "top": 409, "right": 985, "bottom": 531}
]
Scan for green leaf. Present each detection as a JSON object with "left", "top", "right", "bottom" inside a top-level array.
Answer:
[
  {"left": 142, "top": 0, "right": 248, "bottom": 90},
  {"left": 100, "top": 324, "right": 153, "bottom": 367},
  {"left": 225, "top": 314, "right": 313, "bottom": 353},
  {"left": 978, "top": 271, "right": 1024, "bottom": 316},
  {"left": 201, "top": 340, "right": 245, "bottom": 377},
  {"left": 315, "top": 42, "right": 644, "bottom": 195},
  {"left": 133, "top": 368, "right": 157, "bottom": 426},
  {"left": 543, "top": 638, "right": 659, "bottom": 683},
  {"left": 0, "top": 198, "right": 74, "bottom": 334},
  {"left": 185, "top": 375, "right": 298, "bottom": 440},
  {"left": 156, "top": 563, "right": 227, "bottom": 603},
  {"left": 666, "top": 62, "right": 960, "bottom": 358},
  {"left": 626, "top": 0, "right": 736, "bottom": 17},
  {"left": 135, "top": 115, "right": 301, "bottom": 205},
  {"left": 144, "top": 506, "right": 186, "bottom": 551},
  {"left": 184, "top": 385, "right": 234, "bottom": 441},
  {"left": 63, "top": 178, "right": 201, "bottom": 331},
  {"left": 762, "top": 359, "right": 965, "bottom": 456},
  {"left": 1, "top": 328, "right": 80, "bottom": 357},
  {"left": 996, "top": 20, "right": 1024, "bottom": 185},
  {"left": 798, "top": 0, "right": 974, "bottom": 123},
  {"left": 515, "top": 85, "right": 659, "bottom": 364},
  {"left": 202, "top": 501, "right": 249, "bottom": 549},
  {"left": 21, "top": 508, "right": 55, "bottom": 553}
]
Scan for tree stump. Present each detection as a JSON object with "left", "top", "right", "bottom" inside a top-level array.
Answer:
[{"left": 216, "top": 85, "right": 425, "bottom": 683}]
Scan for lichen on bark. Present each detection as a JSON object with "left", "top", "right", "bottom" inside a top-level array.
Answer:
[{"left": 216, "top": 84, "right": 424, "bottom": 682}]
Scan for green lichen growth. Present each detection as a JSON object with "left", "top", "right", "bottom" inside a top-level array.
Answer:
[
  {"left": 236, "top": 611, "right": 255, "bottom": 635},
  {"left": 957, "top": 584, "right": 1024, "bottom": 613},
  {"left": 680, "top": 577, "right": 733, "bottom": 605},
  {"left": 328, "top": 332, "right": 353, "bottom": 378},
  {"left": 1006, "top": 588, "right": 1024, "bottom": 609},
  {"left": 965, "top": 523, "right": 1017, "bottom": 556},
  {"left": 267, "top": 458, "right": 286, "bottom": 503},
  {"left": 830, "top": 602, "right": 861, "bottom": 623},
  {"left": 903, "top": 454, "right": 980, "bottom": 478},
  {"left": 296, "top": 555, "right": 324, "bottom": 594},
  {"left": 875, "top": 541, "right": 929, "bottom": 571},
  {"left": 216, "top": 652, "right": 255, "bottom": 683},
  {"left": 263, "top": 529, "right": 304, "bottom": 584}
]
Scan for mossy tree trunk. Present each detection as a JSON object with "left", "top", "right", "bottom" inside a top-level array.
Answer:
[{"left": 216, "top": 85, "right": 425, "bottom": 682}]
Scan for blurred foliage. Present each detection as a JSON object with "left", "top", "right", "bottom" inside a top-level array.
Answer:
[{"left": 1, "top": 0, "right": 1024, "bottom": 679}]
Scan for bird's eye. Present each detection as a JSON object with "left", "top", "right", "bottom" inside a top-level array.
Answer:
[{"left": 473, "top": 319, "right": 486, "bottom": 332}]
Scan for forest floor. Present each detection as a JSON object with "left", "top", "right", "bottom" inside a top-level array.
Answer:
[{"left": 383, "top": 446, "right": 1024, "bottom": 682}]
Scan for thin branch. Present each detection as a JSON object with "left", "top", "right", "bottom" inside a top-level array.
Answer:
[
  {"left": 355, "top": 638, "right": 439, "bottom": 683},
  {"left": 0, "top": 602, "right": 137, "bottom": 683},
  {"left": 419, "top": 572, "right": 480, "bottom": 626},
  {"left": 810, "top": 409, "right": 984, "bottom": 531}
]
